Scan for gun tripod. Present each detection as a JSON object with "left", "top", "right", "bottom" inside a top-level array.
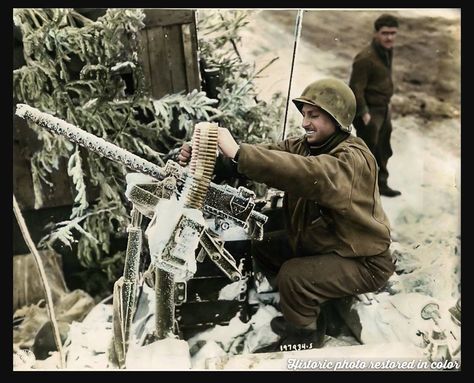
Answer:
[{"left": 110, "top": 123, "right": 262, "bottom": 367}]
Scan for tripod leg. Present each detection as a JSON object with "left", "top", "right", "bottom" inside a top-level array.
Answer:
[
  {"left": 111, "top": 208, "right": 143, "bottom": 367},
  {"left": 155, "top": 268, "right": 176, "bottom": 339}
]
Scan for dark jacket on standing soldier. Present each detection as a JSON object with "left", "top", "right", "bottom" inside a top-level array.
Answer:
[
  {"left": 349, "top": 40, "right": 394, "bottom": 116},
  {"left": 236, "top": 131, "right": 392, "bottom": 259}
]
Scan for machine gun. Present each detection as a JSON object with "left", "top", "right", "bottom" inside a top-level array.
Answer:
[{"left": 15, "top": 104, "right": 267, "bottom": 367}]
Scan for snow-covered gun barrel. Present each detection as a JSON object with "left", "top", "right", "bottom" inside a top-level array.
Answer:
[{"left": 14, "top": 104, "right": 267, "bottom": 248}]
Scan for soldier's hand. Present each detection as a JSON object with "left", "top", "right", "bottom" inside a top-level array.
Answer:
[
  {"left": 362, "top": 112, "right": 371, "bottom": 126},
  {"left": 217, "top": 127, "right": 240, "bottom": 159},
  {"left": 177, "top": 143, "right": 192, "bottom": 166}
]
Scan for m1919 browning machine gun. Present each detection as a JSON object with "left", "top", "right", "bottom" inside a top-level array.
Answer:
[{"left": 15, "top": 104, "right": 268, "bottom": 367}]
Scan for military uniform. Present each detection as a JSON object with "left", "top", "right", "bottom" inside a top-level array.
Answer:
[
  {"left": 349, "top": 40, "right": 395, "bottom": 189},
  {"left": 237, "top": 131, "right": 395, "bottom": 327}
]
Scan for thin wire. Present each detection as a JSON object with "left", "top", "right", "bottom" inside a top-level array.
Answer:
[{"left": 281, "top": 9, "right": 304, "bottom": 141}]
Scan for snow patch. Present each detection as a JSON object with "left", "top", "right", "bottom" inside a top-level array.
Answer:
[
  {"left": 218, "top": 278, "right": 248, "bottom": 300},
  {"left": 126, "top": 338, "right": 191, "bottom": 370}
]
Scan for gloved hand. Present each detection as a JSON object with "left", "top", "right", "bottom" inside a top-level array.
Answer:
[{"left": 177, "top": 143, "right": 192, "bottom": 166}]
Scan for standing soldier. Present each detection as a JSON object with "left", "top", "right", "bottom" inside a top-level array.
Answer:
[{"left": 349, "top": 14, "right": 401, "bottom": 197}]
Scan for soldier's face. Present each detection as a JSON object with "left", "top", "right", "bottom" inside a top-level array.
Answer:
[
  {"left": 374, "top": 26, "right": 398, "bottom": 49},
  {"left": 301, "top": 104, "right": 337, "bottom": 145}
]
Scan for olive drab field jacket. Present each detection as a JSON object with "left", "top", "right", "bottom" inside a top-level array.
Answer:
[
  {"left": 349, "top": 40, "right": 394, "bottom": 117},
  {"left": 237, "top": 135, "right": 391, "bottom": 258}
]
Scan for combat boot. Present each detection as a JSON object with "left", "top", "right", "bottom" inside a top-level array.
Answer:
[
  {"left": 270, "top": 312, "right": 327, "bottom": 351},
  {"left": 379, "top": 183, "right": 401, "bottom": 197}
]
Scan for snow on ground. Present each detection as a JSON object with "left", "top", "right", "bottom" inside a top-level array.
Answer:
[
  {"left": 383, "top": 116, "right": 460, "bottom": 305},
  {"left": 205, "top": 342, "right": 427, "bottom": 371}
]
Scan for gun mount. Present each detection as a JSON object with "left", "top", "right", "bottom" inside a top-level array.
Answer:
[{"left": 15, "top": 103, "right": 268, "bottom": 367}]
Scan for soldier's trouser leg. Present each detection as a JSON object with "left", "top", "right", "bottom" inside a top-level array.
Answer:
[
  {"left": 251, "top": 230, "right": 293, "bottom": 289},
  {"left": 354, "top": 115, "right": 378, "bottom": 154},
  {"left": 376, "top": 109, "right": 393, "bottom": 186},
  {"left": 277, "top": 249, "right": 395, "bottom": 328},
  {"left": 354, "top": 106, "right": 393, "bottom": 186}
]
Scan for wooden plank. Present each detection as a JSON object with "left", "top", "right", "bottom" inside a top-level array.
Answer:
[
  {"left": 13, "top": 250, "right": 67, "bottom": 311},
  {"left": 181, "top": 23, "right": 201, "bottom": 91},
  {"left": 165, "top": 24, "right": 187, "bottom": 93},
  {"left": 188, "top": 19, "right": 201, "bottom": 91},
  {"left": 146, "top": 26, "right": 172, "bottom": 98},
  {"left": 138, "top": 29, "right": 152, "bottom": 95},
  {"left": 143, "top": 9, "right": 194, "bottom": 27}
]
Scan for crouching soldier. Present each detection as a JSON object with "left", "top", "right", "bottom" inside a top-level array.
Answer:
[{"left": 179, "top": 78, "right": 396, "bottom": 351}]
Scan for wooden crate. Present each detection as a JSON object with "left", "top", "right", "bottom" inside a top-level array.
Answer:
[{"left": 139, "top": 9, "right": 200, "bottom": 99}]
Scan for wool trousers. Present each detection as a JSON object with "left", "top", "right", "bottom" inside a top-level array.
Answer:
[{"left": 252, "top": 230, "right": 395, "bottom": 327}]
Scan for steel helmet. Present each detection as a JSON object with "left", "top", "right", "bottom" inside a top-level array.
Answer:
[{"left": 292, "top": 78, "right": 356, "bottom": 132}]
